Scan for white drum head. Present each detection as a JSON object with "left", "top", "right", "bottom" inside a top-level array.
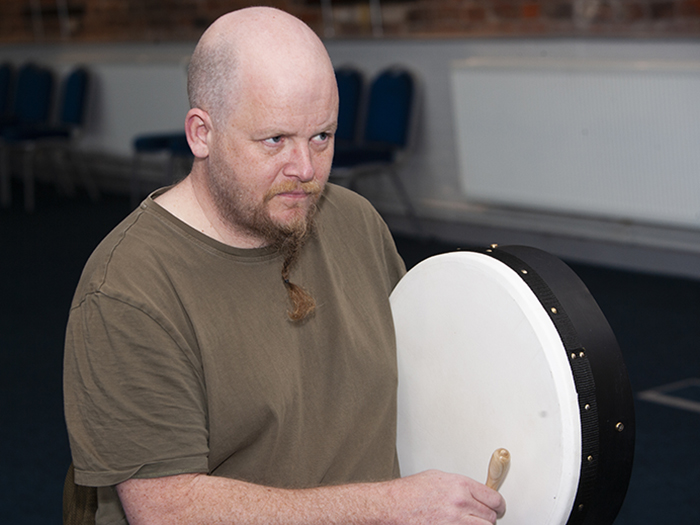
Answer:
[{"left": 391, "top": 247, "right": 634, "bottom": 525}]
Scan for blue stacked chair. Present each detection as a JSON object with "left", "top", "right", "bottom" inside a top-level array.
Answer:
[
  {"left": 1, "top": 63, "right": 54, "bottom": 210},
  {"left": 334, "top": 66, "right": 363, "bottom": 146},
  {"left": 0, "top": 63, "right": 53, "bottom": 131},
  {"left": 5, "top": 67, "right": 89, "bottom": 141},
  {"left": 56, "top": 67, "right": 90, "bottom": 136},
  {"left": 331, "top": 66, "right": 421, "bottom": 233},
  {"left": 0, "top": 63, "right": 14, "bottom": 124},
  {"left": 0, "top": 62, "right": 14, "bottom": 206},
  {"left": 1, "top": 66, "right": 96, "bottom": 211},
  {"left": 38, "top": 67, "right": 98, "bottom": 203}
]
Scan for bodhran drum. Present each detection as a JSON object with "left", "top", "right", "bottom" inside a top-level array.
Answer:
[{"left": 391, "top": 246, "right": 634, "bottom": 525}]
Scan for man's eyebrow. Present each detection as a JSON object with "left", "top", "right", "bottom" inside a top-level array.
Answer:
[
  {"left": 253, "top": 122, "right": 337, "bottom": 138},
  {"left": 250, "top": 128, "right": 286, "bottom": 139}
]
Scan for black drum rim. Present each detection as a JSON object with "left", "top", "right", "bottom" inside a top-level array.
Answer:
[{"left": 481, "top": 245, "right": 635, "bottom": 525}]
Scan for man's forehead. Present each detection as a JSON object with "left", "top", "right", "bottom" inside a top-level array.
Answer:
[
  {"left": 235, "top": 58, "right": 337, "bottom": 106},
  {"left": 231, "top": 93, "right": 338, "bottom": 136}
]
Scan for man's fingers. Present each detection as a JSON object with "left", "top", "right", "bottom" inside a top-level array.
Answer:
[{"left": 471, "top": 484, "right": 506, "bottom": 520}]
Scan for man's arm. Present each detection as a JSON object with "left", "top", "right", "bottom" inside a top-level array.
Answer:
[{"left": 117, "top": 469, "right": 505, "bottom": 525}]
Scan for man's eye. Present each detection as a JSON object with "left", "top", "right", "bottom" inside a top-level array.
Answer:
[
  {"left": 313, "top": 132, "right": 330, "bottom": 143},
  {"left": 264, "top": 136, "right": 283, "bottom": 145}
]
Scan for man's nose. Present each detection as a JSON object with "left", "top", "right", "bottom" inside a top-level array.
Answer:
[{"left": 284, "top": 143, "right": 315, "bottom": 181}]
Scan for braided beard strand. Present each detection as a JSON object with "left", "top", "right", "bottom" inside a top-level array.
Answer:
[
  {"left": 277, "top": 208, "right": 317, "bottom": 322},
  {"left": 207, "top": 166, "right": 321, "bottom": 322}
]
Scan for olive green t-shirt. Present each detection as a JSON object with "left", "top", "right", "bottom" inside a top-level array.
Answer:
[{"left": 63, "top": 183, "right": 406, "bottom": 524}]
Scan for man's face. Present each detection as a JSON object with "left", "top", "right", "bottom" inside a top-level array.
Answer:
[{"left": 206, "top": 69, "right": 338, "bottom": 246}]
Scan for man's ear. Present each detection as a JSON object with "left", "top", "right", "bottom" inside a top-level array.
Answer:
[{"left": 185, "top": 108, "right": 212, "bottom": 158}]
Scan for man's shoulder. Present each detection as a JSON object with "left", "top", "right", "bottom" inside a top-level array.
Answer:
[
  {"left": 315, "top": 183, "right": 406, "bottom": 289},
  {"left": 71, "top": 203, "right": 179, "bottom": 306},
  {"left": 320, "top": 183, "right": 383, "bottom": 226},
  {"left": 323, "top": 182, "right": 372, "bottom": 207}
]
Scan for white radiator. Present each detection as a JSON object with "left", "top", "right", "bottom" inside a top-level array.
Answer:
[{"left": 451, "top": 57, "right": 700, "bottom": 230}]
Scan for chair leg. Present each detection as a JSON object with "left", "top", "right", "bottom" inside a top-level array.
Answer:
[
  {"left": 0, "top": 144, "right": 10, "bottom": 208},
  {"left": 23, "top": 144, "right": 36, "bottom": 213},
  {"left": 387, "top": 167, "right": 423, "bottom": 236},
  {"left": 53, "top": 148, "right": 77, "bottom": 198},
  {"left": 71, "top": 150, "right": 99, "bottom": 202}
]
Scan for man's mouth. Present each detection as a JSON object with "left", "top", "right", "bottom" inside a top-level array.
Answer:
[
  {"left": 265, "top": 181, "right": 323, "bottom": 202},
  {"left": 278, "top": 189, "right": 309, "bottom": 197}
]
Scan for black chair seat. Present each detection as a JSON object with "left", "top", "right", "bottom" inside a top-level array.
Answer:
[
  {"left": 134, "top": 132, "right": 191, "bottom": 156},
  {"left": 333, "top": 143, "right": 395, "bottom": 167},
  {"left": 2, "top": 124, "right": 73, "bottom": 142}
]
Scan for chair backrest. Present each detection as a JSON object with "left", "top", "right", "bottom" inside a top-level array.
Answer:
[
  {"left": 0, "top": 62, "right": 13, "bottom": 119},
  {"left": 60, "top": 67, "right": 89, "bottom": 127},
  {"left": 14, "top": 63, "right": 53, "bottom": 125},
  {"left": 363, "top": 67, "right": 414, "bottom": 148},
  {"left": 335, "top": 66, "right": 363, "bottom": 144}
]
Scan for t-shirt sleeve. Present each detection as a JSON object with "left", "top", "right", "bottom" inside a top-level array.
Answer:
[{"left": 64, "top": 292, "right": 210, "bottom": 487}]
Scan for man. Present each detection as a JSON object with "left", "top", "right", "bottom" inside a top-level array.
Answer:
[{"left": 63, "top": 7, "right": 506, "bottom": 524}]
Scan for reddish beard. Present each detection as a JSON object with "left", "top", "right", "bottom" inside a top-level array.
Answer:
[
  {"left": 259, "top": 179, "right": 323, "bottom": 245},
  {"left": 261, "top": 180, "right": 322, "bottom": 322},
  {"left": 208, "top": 162, "right": 323, "bottom": 247},
  {"left": 208, "top": 170, "right": 323, "bottom": 321}
]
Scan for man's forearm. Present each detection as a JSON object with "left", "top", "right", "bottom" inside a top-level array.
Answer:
[
  {"left": 117, "top": 470, "right": 505, "bottom": 525},
  {"left": 117, "top": 473, "right": 391, "bottom": 525}
]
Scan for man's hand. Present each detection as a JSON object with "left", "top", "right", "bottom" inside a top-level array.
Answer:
[{"left": 384, "top": 470, "right": 506, "bottom": 524}]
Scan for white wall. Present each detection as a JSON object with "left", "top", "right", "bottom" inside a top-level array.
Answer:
[
  {"left": 325, "top": 39, "right": 700, "bottom": 217},
  {"left": 3, "top": 38, "right": 700, "bottom": 276}
]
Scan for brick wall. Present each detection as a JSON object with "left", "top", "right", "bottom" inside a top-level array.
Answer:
[{"left": 1, "top": 0, "right": 699, "bottom": 43}]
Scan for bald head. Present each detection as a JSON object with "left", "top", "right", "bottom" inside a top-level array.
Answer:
[{"left": 187, "top": 7, "right": 335, "bottom": 125}]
